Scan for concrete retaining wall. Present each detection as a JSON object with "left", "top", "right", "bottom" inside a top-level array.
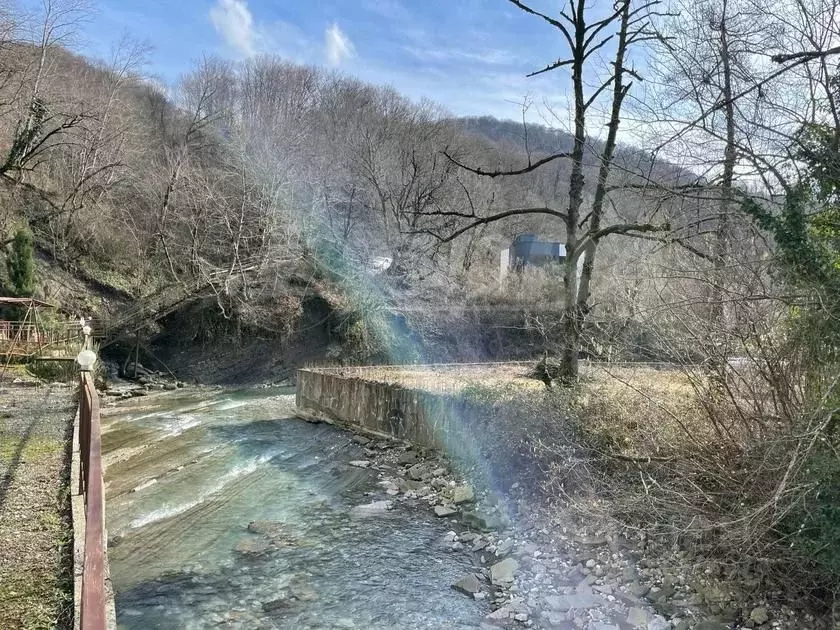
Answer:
[
  {"left": 296, "top": 366, "right": 555, "bottom": 495},
  {"left": 296, "top": 368, "right": 473, "bottom": 452}
]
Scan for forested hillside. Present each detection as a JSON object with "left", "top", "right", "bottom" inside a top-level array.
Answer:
[
  {"left": 0, "top": 0, "right": 827, "bottom": 374},
  {"left": 0, "top": 28, "right": 705, "bottom": 354}
]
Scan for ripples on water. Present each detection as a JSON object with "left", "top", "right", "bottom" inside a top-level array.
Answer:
[{"left": 102, "top": 388, "right": 486, "bottom": 629}]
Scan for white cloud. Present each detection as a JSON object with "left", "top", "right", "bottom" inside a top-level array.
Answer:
[
  {"left": 210, "top": 0, "right": 257, "bottom": 57},
  {"left": 324, "top": 23, "right": 355, "bottom": 66}
]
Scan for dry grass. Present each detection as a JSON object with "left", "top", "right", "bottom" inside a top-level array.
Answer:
[
  {"left": 312, "top": 360, "right": 742, "bottom": 455},
  {"left": 311, "top": 361, "right": 544, "bottom": 394},
  {"left": 312, "top": 362, "right": 712, "bottom": 451},
  {"left": 310, "top": 362, "right": 717, "bottom": 457},
  {"left": 573, "top": 364, "right": 718, "bottom": 458}
]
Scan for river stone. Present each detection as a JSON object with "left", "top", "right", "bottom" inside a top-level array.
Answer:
[
  {"left": 543, "top": 595, "right": 566, "bottom": 612},
  {"left": 461, "top": 509, "right": 508, "bottom": 532},
  {"left": 435, "top": 505, "right": 457, "bottom": 517},
  {"left": 350, "top": 500, "right": 392, "bottom": 516},
  {"left": 648, "top": 616, "right": 671, "bottom": 630},
  {"left": 397, "top": 478, "right": 423, "bottom": 492},
  {"left": 245, "top": 520, "right": 299, "bottom": 547},
  {"left": 700, "top": 583, "right": 728, "bottom": 603},
  {"left": 233, "top": 537, "right": 273, "bottom": 555},
  {"left": 348, "top": 460, "right": 371, "bottom": 468},
  {"left": 750, "top": 606, "right": 769, "bottom": 625},
  {"left": 490, "top": 558, "right": 518, "bottom": 584},
  {"left": 396, "top": 450, "right": 419, "bottom": 465},
  {"left": 544, "top": 592, "right": 605, "bottom": 612},
  {"left": 262, "top": 598, "right": 292, "bottom": 613},
  {"left": 407, "top": 463, "right": 429, "bottom": 481},
  {"left": 452, "top": 485, "right": 475, "bottom": 504},
  {"left": 543, "top": 611, "right": 570, "bottom": 627},
  {"left": 452, "top": 574, "right": 483, "bottom": 596},
  {"left": 627, "top": 607, "right": 648, "bottom": 628},
  {"left": 495, "top": 538, "right": 514, "bottom": 557},
  {"left": 622, "top": 566, "right": 639, "bottom": 582},
  {"left": 486, "top": 605, "right": 513, "bottom": 621},
  {"left": 290, "top": 582, "right": 318, "bottom": 602},
  {"left": 378, "top": 480, "right": 400, "bottom": 495},
  {"left": 247, "top": 520, "right": 283, "bottom": 536}
]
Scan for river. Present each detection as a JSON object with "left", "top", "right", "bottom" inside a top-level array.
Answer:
[{"left": 101, "top": 387, "right": 486, "bottom": 629}]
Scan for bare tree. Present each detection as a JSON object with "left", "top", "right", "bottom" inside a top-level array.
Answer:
[
  {"left": 423, "top": 0, "right": 667, "bottom": 379},
  {"left": 1, "top": 0, "right": 91, "bottom": 177}
]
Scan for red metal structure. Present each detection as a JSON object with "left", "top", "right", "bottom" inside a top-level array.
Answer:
[{"left": 78, "top": 371, "right": 107, "bottom": 629}]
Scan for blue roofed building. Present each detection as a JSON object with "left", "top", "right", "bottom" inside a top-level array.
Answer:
[{"left": 500, "top": 234, "right": 566, "bottom": 281}]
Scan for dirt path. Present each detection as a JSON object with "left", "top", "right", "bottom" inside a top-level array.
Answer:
[{"left": 0, "top": 381, "right": 75, "bottom": 630}]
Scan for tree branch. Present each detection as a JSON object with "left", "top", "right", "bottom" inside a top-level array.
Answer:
[
  {"left": 527, "top": 57, "right": 574, "bottom": 77},
  {"left": 508, "top": 0, "right": 575, "bottom": 49},
  {"left": 443, "top": 150, "right": 572, "bottom": 178},
  {"left": 590, "top": 221, "right": 671, "bottom": 241},
  {"left": 771, "top": 45, "right": 840, "bottom": 64},
  {"left": 420, "top": 207, "right": 569, "bottom": 243}
]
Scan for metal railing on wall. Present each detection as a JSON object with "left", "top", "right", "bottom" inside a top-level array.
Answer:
[{"left": 77, "top": 368, "right": 107, "bottom": 629}]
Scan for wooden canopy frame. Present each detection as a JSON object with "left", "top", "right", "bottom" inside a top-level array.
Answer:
[{"left": 0, "top": 297, "right": 80, "bottom": 369}]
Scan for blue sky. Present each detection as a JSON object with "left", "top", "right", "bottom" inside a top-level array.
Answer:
[{"left": 48, "top": 0, "right": 593, "bottom": 122}]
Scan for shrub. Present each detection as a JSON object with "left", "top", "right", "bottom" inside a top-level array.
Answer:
[
  {"left": 6, "top": 226, "right": 35, "bottom": 297},
  {"left": 27, "top": 359, "right": 75, "bottom": 383}
]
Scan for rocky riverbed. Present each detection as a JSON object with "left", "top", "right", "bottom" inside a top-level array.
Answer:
[{"left": 328, "top": 412, "right": 827, "bottom": 630}]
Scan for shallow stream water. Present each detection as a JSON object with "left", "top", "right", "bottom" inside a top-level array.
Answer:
[{"left": 102, "top": 388, "right": 486, "bottom": 630}]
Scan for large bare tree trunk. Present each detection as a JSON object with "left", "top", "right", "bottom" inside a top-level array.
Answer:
[
  {"left": 574, "top": 0, "right": 632, "bottom": 372},
  {"left": 712, "top": 0, "right": 736, "bottom": 329},
  {"left": 559, "top": 6, "right": 587, "bottom": 381}
]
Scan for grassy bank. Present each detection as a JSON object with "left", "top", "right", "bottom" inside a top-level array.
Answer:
[{"left": 0, "top": 383, "right": 75, "bottom": 629}]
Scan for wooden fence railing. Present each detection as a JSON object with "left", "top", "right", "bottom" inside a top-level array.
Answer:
[{"left": 77, "top": 371, "right": 107, "bottom": 629}]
